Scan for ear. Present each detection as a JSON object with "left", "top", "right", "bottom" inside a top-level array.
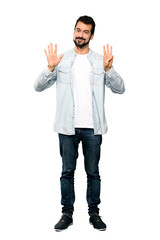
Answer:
[{"left": 90, "top": 34, "right": 94, "bottom": 40}]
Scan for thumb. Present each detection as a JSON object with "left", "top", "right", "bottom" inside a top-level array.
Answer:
[{"left": 59, "top": 54, "right": 64, "bottom": 61}]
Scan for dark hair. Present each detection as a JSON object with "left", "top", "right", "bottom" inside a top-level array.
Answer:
[{"left": 75, "top": 15, "right": 96, "bottom": 35}]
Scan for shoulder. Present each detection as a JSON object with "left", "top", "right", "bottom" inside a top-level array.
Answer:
[{"left": 90, "top": 49, "right": 103, "bottom": 60}]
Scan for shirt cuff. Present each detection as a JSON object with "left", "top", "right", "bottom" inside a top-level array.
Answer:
[
  {"left": 105, "top": 66, "right": 114, "bottom": 77},
  {"left": 44, "top": 66, "right": 56, "bottom": 77}
]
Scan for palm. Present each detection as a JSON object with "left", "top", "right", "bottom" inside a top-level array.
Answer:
[{"left": 44, "top": 43, "right": 64, "bottom": 68}]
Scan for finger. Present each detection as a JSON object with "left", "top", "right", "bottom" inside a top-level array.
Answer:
[
  {"left": 54, "top": 43, "right": 57, "bottom": 55},
  {"left": 103, "top": 45, "right": 106, "bottom": 56},
  {"left": 59, "top": 54, "right": 64, "bottom": 61},
  {"left": 109, "top": 56, "right": 114, "bottom": 67},
  {"left": 109, "top": 56, "right": 113, "bottom": 62},
  {"left": 106, "top": 44, "right": 109, "bottom": 54},
  {"left": 44, "top": 49, "right": 48, "bottom": 57},
  {"left": 50, "top": 42, "right": 53, "bottom": 54},
  {"left": 110, "top": 56, "right": 113, "bottom": 61},
  {"left": 110, "top": 46, "right": 113, "bottom": 56},
  {"left": 48, "top": 45, "right": 51, "bottom": 55}
]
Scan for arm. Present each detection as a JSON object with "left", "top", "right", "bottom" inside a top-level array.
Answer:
[
  {"left": 34, "top": 67, "right": 57, "bottom": 92},
  {"left": 34, "top": 43, "right": 64, "bottom": 92},
  {"left": 103, "top": 44, "right": 125, "bottom": 94},
  {"left": 105, "top": 66, "right": 125, "bottom": 94}
]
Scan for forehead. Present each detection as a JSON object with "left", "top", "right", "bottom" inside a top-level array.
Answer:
[{"left": 75, "top": 21, "right": 92, "bottom": 32}]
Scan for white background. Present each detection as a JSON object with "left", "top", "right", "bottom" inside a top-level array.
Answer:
[{"left": 0, "top": 0, "right": 160, "bottom": 239}]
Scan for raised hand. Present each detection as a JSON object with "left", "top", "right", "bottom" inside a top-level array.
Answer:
[
  {"left": 44, "top": 43, "right": 64, "bottom": 72},
  {"left": 103, "top": 44, "right": 113, "bottom": 71}
]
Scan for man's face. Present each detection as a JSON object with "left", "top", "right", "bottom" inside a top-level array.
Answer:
[{"left": 73, "top": 21, "right": 94, "bottom": 49}]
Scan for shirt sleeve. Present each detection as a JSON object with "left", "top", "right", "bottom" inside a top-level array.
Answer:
[
  {"left": 105, "top": 66, "right": 125, "bottom": 94},
  {"left": 34, "top": 67, "right": 57, "bottom": 92}
]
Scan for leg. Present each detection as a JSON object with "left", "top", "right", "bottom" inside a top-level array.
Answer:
[
  {"left": 81, "top": 129, "right": 102, "bottom": 215},
  {"left": 58, "top": 133, "right": 80, "bottom": 216}
]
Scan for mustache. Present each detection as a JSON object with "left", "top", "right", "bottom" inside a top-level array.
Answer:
[{"left": 76, "top": 37, "right": 86, "bottom": 40}]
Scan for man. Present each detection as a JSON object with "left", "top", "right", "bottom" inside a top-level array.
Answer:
[{"left": 34, "top": 15, "right": 125, "bottom": 231}]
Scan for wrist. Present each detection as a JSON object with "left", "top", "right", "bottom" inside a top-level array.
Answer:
[
  {"left": 48, "top": 65, "right": 55, "bottom": 72},
  {"left": 104, "top": 67, "right": 111, "bottom": 72}
]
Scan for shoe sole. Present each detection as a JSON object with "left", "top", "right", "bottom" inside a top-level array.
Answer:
[
  {"left": 55, "top": 222, "right": 73, "bottom": 232},
  {"left": 89, "top": 221, "right": 106, "bottom": 231}
]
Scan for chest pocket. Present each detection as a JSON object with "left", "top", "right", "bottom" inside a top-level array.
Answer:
[
  {"left": 93, "top": 68, "right": 105, "bottom": 85},
  {"left": 57, "top": 67, "right": 71, "bottom": 84}
]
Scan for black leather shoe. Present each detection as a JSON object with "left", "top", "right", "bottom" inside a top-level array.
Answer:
[
  {"left": 54, "top": 213, "right": 73, "bottom": 231},
  {"left": 89, "top": 213, "right": 107, "bottom": 231}
]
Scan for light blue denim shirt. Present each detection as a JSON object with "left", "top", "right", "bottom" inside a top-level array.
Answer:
[{"left": 34, "top": 49, "right": 125, "bottom": 135}]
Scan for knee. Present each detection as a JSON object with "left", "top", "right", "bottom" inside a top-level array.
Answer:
[
  {"left": 61, "top": 169, "right": 75, "bottom": 179},
  {"left": 85, "top": 168, "right": 100, "bottom": 180}
]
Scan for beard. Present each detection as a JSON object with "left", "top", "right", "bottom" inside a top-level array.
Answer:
[{"left": 73, "top": 37, "right": 91, "bottom": 49}]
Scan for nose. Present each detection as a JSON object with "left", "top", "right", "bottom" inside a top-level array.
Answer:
[{"left": 78, "top": 31, "right": 83, "bottom": 37}]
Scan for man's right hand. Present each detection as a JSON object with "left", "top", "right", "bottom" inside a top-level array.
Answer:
[{"left": 44, "top": 43, "right": 64, "bottom": 72}]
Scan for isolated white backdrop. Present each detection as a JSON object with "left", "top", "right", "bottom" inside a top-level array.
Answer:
[{"left": 0, "top": 0, "right": 160, "bottom": 239}]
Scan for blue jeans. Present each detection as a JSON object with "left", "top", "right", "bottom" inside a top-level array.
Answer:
[{"left": 58, "top": 128, "right": 102, "bottom": 216}]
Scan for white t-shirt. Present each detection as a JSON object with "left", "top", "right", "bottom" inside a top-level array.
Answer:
[{"left": 72, "top": 54, "right": 94, "bottom": 128}]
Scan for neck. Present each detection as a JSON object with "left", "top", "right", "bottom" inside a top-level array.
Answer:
[{"left": 74, "top": 45, "right": 90, "bottom": 55}]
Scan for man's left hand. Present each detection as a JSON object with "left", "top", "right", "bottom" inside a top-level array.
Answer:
[{"left": 103, "top": 44, "right": 113, "bottom": 72}]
